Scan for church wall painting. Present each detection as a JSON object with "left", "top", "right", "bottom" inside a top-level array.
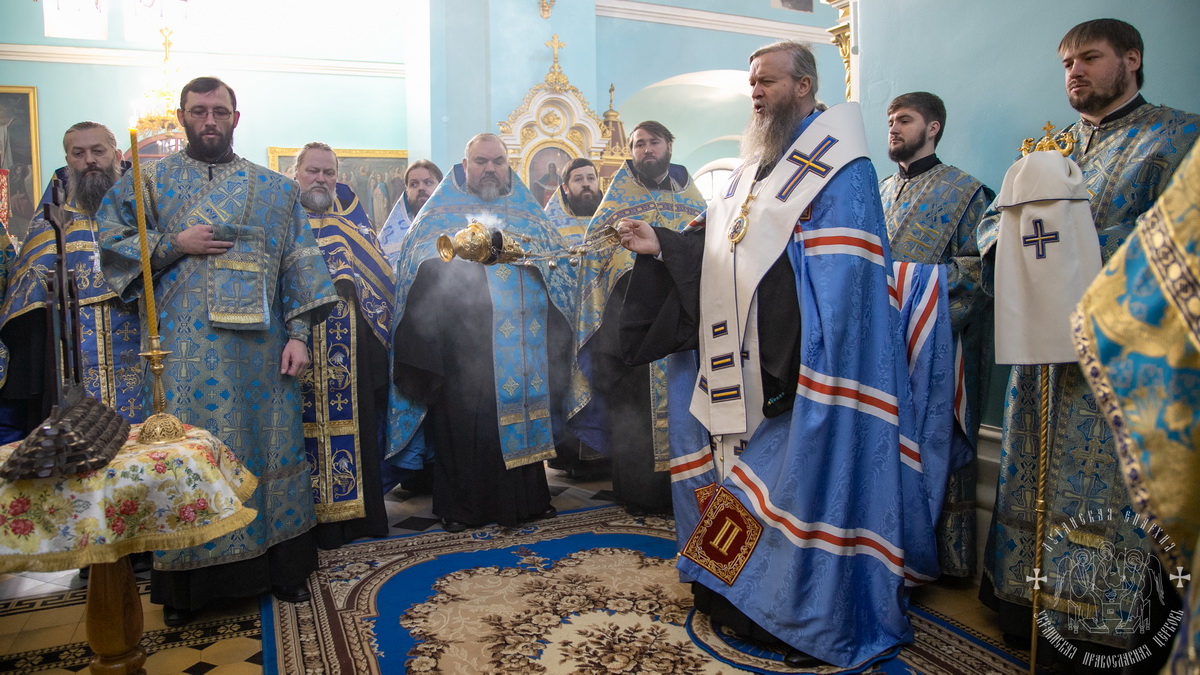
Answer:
[
  {"left": 0, "top": 86, "right": 41, "bottom": 241},
  {"left": 268, "top": 147, "right": 408, "bottom": 230}
]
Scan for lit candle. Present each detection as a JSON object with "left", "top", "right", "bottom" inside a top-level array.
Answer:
[{"left": 128, "top": 128, "right": 158, "bottom": 337}]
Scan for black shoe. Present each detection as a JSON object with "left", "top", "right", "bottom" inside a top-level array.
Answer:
[
  {"left": 272, "top": 583, "right": 311, "bottom": 603},
  {"left": 625, "top": 504, "right": 649, "bottom": 517},
  {"left": 162, "top": 605, "right": 194, "bottom": 627},
  {"left": 442, "top": 519, "right": 467, "bottom": 533},
  {"left": 130, "top": 551, "right": 153, "bottom": 574},
  {"left": 530, "top": 506, "right": 557, "bottom": 522}
]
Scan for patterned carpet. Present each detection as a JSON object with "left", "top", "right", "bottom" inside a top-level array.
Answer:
[{"left": 263, "top": 506, "right": 1039, "bottom": 674}]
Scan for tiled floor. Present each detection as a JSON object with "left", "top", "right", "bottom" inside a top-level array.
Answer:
[{"left": 0, "top": 468, "right": 1004, "bottom": 673}]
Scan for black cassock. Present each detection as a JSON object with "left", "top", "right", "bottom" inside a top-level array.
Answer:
[{"left": 393, "top": 259, "right": 571, "bottom": 527}]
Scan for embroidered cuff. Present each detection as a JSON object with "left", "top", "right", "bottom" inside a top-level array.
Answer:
[
  {"left": 151, "top": 232, "right": 185, "bottom": 270},
  {"left": 286, "top": 318, "right": 310, "bottom": 343}
]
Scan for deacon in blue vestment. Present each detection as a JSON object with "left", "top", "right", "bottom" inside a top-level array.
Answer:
[
  {"left": 378, "top": 159, "right": 442, "bottom": 268},
  {"left": 293, "top": 142, "right": 396, "bottom": 549},
  {"left": 388, "top": 133, "right": 575, "bottom": 533},
  {"left": 97, "top": 77, "right": 338, "bottom": 626},
  {"left": 0, "top": 122, "right": 143, "bottom": 442},
  {"left": 978, "top": 19, "right": 1200, "bottom": 667},
  {"left": 618, "top": 41, "right": 951, "bottom": 669},
  {"left": 565, "top": 128, "right": 706, "bottom": 515},
  {"left": 880, "top": 92, "right": 994, "bottom": 579}
]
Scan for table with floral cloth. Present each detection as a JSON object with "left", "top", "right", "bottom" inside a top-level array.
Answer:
[{"left": 0, "top": 423, "right": 259, "bottom": 674}]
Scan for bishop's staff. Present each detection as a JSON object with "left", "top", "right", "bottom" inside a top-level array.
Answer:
[
  {"left": 994, "top": 122, "right": 1096, "bottom": 675},
  {"left": 128, "top": 129, "right": 186, "bottom": 444}
]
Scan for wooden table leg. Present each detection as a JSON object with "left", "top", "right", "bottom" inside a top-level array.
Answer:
[{"left": 86, "top": 556, "right": 146, "bottom": 675}]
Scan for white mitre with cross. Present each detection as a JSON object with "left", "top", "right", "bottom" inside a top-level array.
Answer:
[{"left": 994, "top": 145, "right": 1101, "bottom": 365}]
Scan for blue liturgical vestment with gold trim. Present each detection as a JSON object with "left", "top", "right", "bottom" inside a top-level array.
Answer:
[
  {"left": 387, "top": 165, "right": 575, "bottom": 527},
  {"left": 979, "top": 100, "right": 1200, "bottom": 651},
  {"left": 303, "top": 182, "right": 394, "bottom": 531},
  {"left": 1074, "top": 144, "right": 1200, "bottom": 674},
  {"left": 97, "top": 151, "right": 338, "bottom": 570},
  {"left": 0, "top": 202, "right": 143, "bottom": 426}
]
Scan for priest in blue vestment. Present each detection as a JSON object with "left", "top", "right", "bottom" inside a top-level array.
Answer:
[
  {"left": 97, "top": 77, "right": 338, "bottom": 626},
  {"left": 978, "top": 19, "right": 1200, "bottom": 669},
  {"left": 294, "top": 142, "right": 395, "bottom": 549},
  {"left": 0, "top": 122, "right": 143, "bottom": 443},
  {"left": 543, "top": 158, "right": 610, "bottom": 481},
  {"left": 388, "top": 133, "right": 575, "bottom": 533},
  {"left": 618, "top": 41, "right": 951, "bottom": 669},
  {"left": 880, "top": 91, "right": 994, "bottom": 579},
  {"left": 565, "top": 128, "right": 706, "bottom": 515},
  {"left": 378, "top": 159, "right": 442, "bottom": 268}
]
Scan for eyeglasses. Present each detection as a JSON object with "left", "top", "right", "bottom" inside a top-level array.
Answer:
[{"left": 184, "top": 107, "right": 234, "bottom": 121}]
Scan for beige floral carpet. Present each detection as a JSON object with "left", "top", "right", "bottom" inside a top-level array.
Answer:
[{"left": 265, "top": 506, "right": 1035, "bottom": 674}]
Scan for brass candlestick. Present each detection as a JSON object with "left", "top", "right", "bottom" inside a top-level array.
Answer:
[
  {"left": 129, "top": 128, "right": 185, "bottom": 445},
  {"left": 137, "top": 335, "right": 185, "bottom": 444}
]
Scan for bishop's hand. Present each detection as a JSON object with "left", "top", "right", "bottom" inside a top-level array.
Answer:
[{"left": 618, "top": 218, "right": 661, "bottom": 257}]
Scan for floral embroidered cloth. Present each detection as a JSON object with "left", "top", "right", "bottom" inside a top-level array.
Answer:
[{"left": 0, "top": 424, "right": 258, "bottom": 573}]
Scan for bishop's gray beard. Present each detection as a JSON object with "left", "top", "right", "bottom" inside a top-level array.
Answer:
[
  {"left": 740, "top": 103, "right": 810, "bottom": 167},
  {"left": 300, "top": 186, "right": 334, "bottom": 213},
  {"left": 69, "top": 164, "right": 118, "bottom": 216}
]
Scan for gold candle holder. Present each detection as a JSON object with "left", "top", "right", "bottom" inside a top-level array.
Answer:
[{"left": 129, "top": 129, "right": 186, "bottom": 445}]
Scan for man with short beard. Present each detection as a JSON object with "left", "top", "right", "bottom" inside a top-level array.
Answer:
[
  {"left": 387, "top": 133, "right": 574, "bottom": 533},
  {"left": 978, "top": 19, "right": 1200, "bottom": 669},
  {"left": 542, "top": 159, "right": 609, "bottom": 481},
  {"left": 565, "top": 125, "right": 705, "bottom": 515},
  {"left": 879, "top": 92, "right": 993, "bottom": 582},
  {"left": 96, "top": 77, "right": 339, "bottom": 627},
  {"left": 617, "top": 40, "right": 948, "bottom": 668},
  {"left": 0, "top": 121, "right": 144, "bottom": 444},
  {"left": 293, "top": 142, "right": 395, "bottom": 550},
  {"left": 378, "top": 159, "right": 443, "bottom": 266}
]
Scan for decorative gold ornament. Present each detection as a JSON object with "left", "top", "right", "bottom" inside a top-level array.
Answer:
[
  {"left": 438, "top": 221, "right": 526, "bottom": 265},
  {"left": 539, "top": 0, "right": 555, "bottom": 19},
  {"left": 540, "top": 110, "right": 562, "bottom": 130},
  {"left": 544, "top": 34, "right": 568, "bottom": 91},
  {"left": 727, "top": 192, "right": 757, "bottom": 250},
  {"left": 1020, "top": 121, "right": 1077, "bottom": 157}
]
